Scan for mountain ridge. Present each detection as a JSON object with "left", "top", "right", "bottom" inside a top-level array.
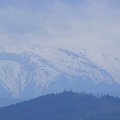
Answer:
[
  {"left": 0, "top": 91, "right": 120, "bottom": 120},
  {"left": 0, "top": 47, "right": 119, "bottom": 99}
]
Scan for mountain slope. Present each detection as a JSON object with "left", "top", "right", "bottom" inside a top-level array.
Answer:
[
  {"left": 0, "top": 98, "right": 22, "bottom": 108},
  {"left": 0, "top": 91, "right": 120, "bottom": 120},
  {"left": 0, "top": 51, "right": 60, "bottom": 98},
  {"left": 84, "top": 47, "right": 120, "bottom": 83},
  {"left": 0, "top": 47, "right": 119, "bottom": 98}
]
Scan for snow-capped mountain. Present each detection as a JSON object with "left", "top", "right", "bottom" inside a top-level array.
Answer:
[
  {"left": 80, "top": 47, "right": 120, "bottom": 84},
  {"left": 0, "top": 47, "right": 120, "bottom": 98}
]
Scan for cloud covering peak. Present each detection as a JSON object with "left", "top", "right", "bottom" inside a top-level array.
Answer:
[{"left": 0, "top": 0, "right": 120, "bottom": 57}]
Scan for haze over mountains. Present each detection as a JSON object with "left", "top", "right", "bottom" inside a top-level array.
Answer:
[
  {"left": 0, "top": 1, "right": 120, "bottom": 119},
  {"left": 0, "top": 46, "right": 120, "bottom": 100}
]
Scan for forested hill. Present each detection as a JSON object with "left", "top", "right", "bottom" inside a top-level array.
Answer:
[{"left": 0, "top": 91, "right": 120, "bottom": 120}]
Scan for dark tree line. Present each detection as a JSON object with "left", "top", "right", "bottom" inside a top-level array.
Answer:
[{"left": 0, "top": 91, "right": 120, "bottom": 120}]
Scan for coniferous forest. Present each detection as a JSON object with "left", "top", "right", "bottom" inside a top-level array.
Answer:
[{"left": 0, "top": 91, "right": 120, "bottom": 120}]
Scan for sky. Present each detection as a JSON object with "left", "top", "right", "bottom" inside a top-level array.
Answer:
[{"left": 0, "top": 0, "right": 120, "bottom": 56}]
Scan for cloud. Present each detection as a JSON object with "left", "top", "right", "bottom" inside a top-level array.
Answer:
[{"left": 0, "top": 0, "right": 119, "bottom": 56}]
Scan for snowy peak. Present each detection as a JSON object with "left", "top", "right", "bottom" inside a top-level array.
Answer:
[
  {"left": 0, "top": 51, "right": 60, "bottom": 97},
  {"left": 83, "top": 47, "right": 120, "bottom": 83},
  {"left": 0, "top": 47, "right": 119, "bottom": 98}
]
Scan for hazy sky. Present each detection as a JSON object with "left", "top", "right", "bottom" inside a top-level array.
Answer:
[{"left": 0, "top": 0, "right": 120, "bottom": 56}]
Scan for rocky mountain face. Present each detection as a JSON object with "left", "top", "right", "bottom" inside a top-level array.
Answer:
[{"left": 0, "top": 47, "right": 120, "bottom": 98}]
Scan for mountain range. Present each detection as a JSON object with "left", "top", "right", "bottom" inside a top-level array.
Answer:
[{"left": 0, "top": 47, "right": 120, "bottom": 101}]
